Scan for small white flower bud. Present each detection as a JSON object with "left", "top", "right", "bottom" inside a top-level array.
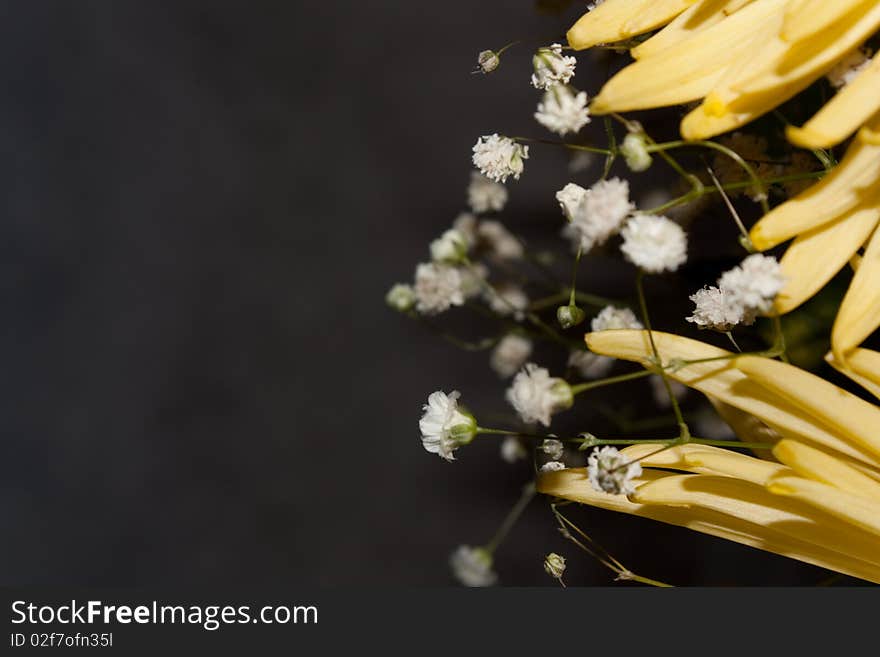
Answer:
[
  {"left": 544, "top": 553, "right": 566, "bottom": 579},
  {"left": 557, "top": 304, "right": 586, "bottom": 329},
  {"left": 541, "top": 438, "right": 565, "bottom": 460},
  {"left": 385, "top": 283, "right": 416, "bottom": 312},
  {"left": 620, "top": 132, "right": 653, "bottom": 172},
  {"left": 430, "top": 228, "right": 468, "bottom": 264},
  {"left": 476, "top": 50, "right": 500, "bottom": 74}
]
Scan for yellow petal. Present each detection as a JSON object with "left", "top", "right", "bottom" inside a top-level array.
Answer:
[
  {"left": 772, "top": 439, "right": 880, "bottom": 503},
  {"left": 735, "top": 355, "right": 880, "bottom": 460},
  {"left": 781, "top": 0, "right": 873, "bottom": 43},
  {"left": 831, "top": 224, "right": 880, "bottom": 359},
  {"left": 681, "top": 2, "right": 880, "bottom": 139},
  {"left": 538, "top": 467, "right": 880, "bottom": 582},
  {"left": 787, "top": 61, "right": 880, "bottom": 149},
  {"left": 773, "top": 203, "right": 880, "bottom": 314},
  {"left": 567, "top": 0, "right": 693, "bottom": 50},
  {"left": 592, "top": 0, "right": 786, "bottom": 113},
  {"left": 826, "top": 348, "right": 880, "bottom": 401},
  {"left": 631, "top": 0, "right": 756, "bottom": 60},
  {"left": 621, "top": 443, "right": 790, "bottom": 485},
  {"left": 767, "top": 474, "right": 880, "bottom": 537},
  {"left": 585, "top": 330, "right": 880, "bottom": 466},
  {"left": 633, "top": 473, "right": 880, "bottom": 569},
  {"left": 707, "top": 396, "right": 780, "bottom": 459},
  {"left": 749, "top": 123, "right": 880, "bottom": 250}
]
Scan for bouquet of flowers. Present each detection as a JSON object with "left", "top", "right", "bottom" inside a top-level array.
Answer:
[{"left": 388, "top": 0, "right": 880, "bottom": 586}]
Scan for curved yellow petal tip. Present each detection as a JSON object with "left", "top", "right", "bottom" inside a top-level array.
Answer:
[
  {"left": 748, "top": 225, "right": 772, "bottom": 252},
  {"left": 786, "top": 124, "right": 836, "bottom": 150},
  {"left": 766, "top": 477, "right": 798, "bottom": 496},
  {"left": 589, "top": 95, "right": 612, "bottom": 115}
]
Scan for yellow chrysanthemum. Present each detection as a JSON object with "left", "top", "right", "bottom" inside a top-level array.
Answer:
[
  {"left": 566, "top": 0, "right": 880, "bottom": 458},
  {"left": 538, "top": 330, "right": 880, "bottom": 583},
  {"left": 569, "top": 0, "right": 880, "bottom": 144}
]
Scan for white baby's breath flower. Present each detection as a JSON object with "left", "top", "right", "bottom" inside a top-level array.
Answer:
[
  {"left": 568, "top": 150, "right": 595, "bottom": 173},
  {"left": 591, "top": 305, "right": 643, "bottom": 331},
  {"left": 534, "top": 86, "right": 591, "bottom": 136},
  {"left": 620, "top": 214, "right": 688, "bottom": 273},
  {"left": 649, "top": 374, "right": 688, "bottom": 409},
  {"left": 414, "top": 262, "right": 465, "bottom": 315},
  {"left": 544, "top": 553, "right": 566, "bottom": 579},
  {"left": 486, "top": 283, "right": 529, "bottom": 319},
  {"left": 556, "top": 182, "right": 588, "bottom": 221},
  {"left": 559, "top": 178, "right": 634, "bottom": 252},
  {"left": 718, "top": 254, "right": 785, "bottom": 315},
  {"left": 587, "top": 446, "right": 642, "bottom": 495},
  {"left": 385, "top": 283, "right": 416, "bottom": 312},
  {"left": 490, "top": 334, "right": 533, "bottom": 378},
  {"left": 541, "top": 438, "right": 564, "bottom": 460},
  {"left": 450, "top": 545, "right": 497, "bottom": 587},
  {"left": 531, "top": 43, "right": 576, "bottom": 90},
  {"left": 472, "top": 134, "right": 529, "bottom": 183},
  {"left": 620, "top": 132, "right": 652, "bottom": 172},
  {"left": 500, "top": 436, "right": 527, "bottom": 463},
  {"left": 827, "top": 48, "right": 872, "bottom": 89},
  {"left": 506, "top": 363, "right": 573, "bottom": 427},
  {"left": 540, "top": 461, "right": 566, "bottom": 472},
  {"left": 568, "top": 350, "right": 614, "bottom": 379},
  {"left": 419, "top": 391, "right": 477, "bottom": 461},
  {"left": 686, "top": 286, "right": 744, "bottom": 331},
  {"left": 479, "top": 220, "right": 523, "bottom": 260},
  {"left": 430, "top": 228, "right": 468, "bottom": 264},
  {"left": 467, "top": 171, "right": 509, "bottom": 214}
]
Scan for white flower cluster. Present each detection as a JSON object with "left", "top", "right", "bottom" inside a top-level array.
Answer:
[
  {"left": 687, "top": 254, "right": 785, "bottom": 331},
  {"left": 531, "top": 43, "right": 576, "bottom": 90},
  {"left": 540, "top": 461, "right": 566, "bottom": 472},
  {"left": 450, "top": 545, "right": 497, "bottom": 587},
  {"left": 592, "top": 305, "right": 643, "bottom": 331},
  {"left": 620, "top": 213, "right": 688, "bottom": 273},
  {"left": 472, "top": 134, "right": 529, "bottom": 183},
  {"left": 485, "top": 283, "right": 529, "bottom": 319},
  {"left": 413, "top": 262, "right": 465, "bottom": 315},
  {"left": 587, "top": 446, "right": 642, "bottom": 496},
  {"left": 419, "top": 391, "right": 477, "bottom": 461},
  {"left": 556, "top": 177, "right": 635, "bottom": 252},
  {"left": 506, "top": 364, "right": 573, "bottom": 427},
  {"left": 535, "top": 86, "right": 591, "bottom": 136},
  {"left": 500, "top": 436, "right": 527, "bottom": 463},
  {"left": 467, "top": 171, "right": 508, "bottom": 213},
  {"left": 490, "top": 334, "right": 533, "bottom": 378}
]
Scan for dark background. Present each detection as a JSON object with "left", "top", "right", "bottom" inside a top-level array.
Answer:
[{"left": 0, "top": 1, "right": 844, "bottom": 586}]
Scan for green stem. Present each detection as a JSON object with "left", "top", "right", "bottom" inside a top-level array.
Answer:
[
  {"left": 635, "top": 271, "right": 690, "bottom": 442},
  {"left": 570, "top": 369, "right": 653, "bottom": 395},
  {"left": 512, "top": 136, "right": 612, "bottom": 155},
  {"left": 486, "top": 482, "right": 536, "bottom": 553},
  {"left": 646, "top": 139, "right": 770, "bottom": 214}
]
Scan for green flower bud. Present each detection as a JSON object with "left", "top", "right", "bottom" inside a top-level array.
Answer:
[{"left": 557, "top": 304, "right": 586, "bottom": 329}]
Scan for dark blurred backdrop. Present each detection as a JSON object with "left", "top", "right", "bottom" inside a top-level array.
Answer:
[{"left": 0, "top": 1, "right": 845, "bottom": 586}]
